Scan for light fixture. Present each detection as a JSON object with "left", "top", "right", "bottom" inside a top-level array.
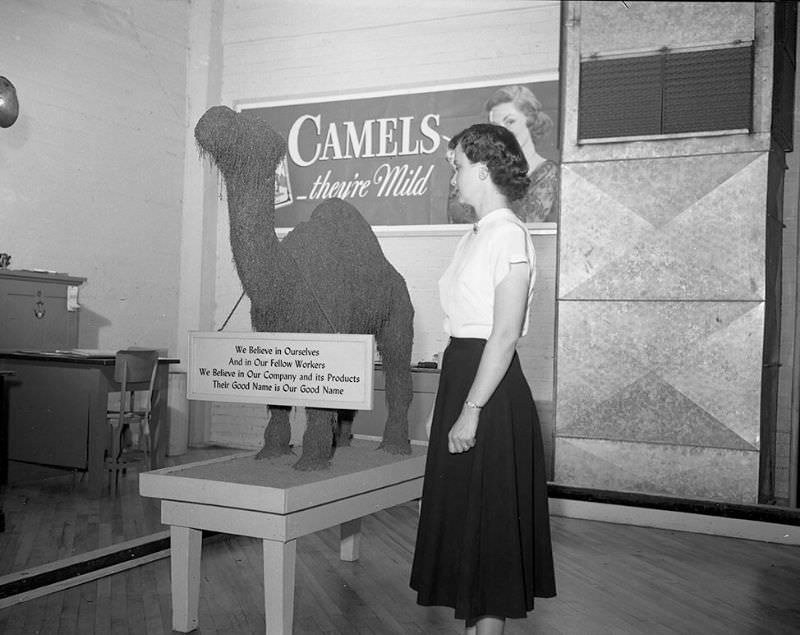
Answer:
[{"left": 0, "top": 76, "right": 19, "bottom": 128}]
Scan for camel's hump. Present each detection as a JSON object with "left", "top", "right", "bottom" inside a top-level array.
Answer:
[
  {"left": 280, "top": 198, "right": 405, "bottom": 314},
  {"left": 284, "top": 198, "right": 387, "bottom": 263}
]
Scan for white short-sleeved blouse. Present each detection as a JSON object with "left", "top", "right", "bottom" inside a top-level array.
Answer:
[{"left": 439, "top": 208, "right": 536, "bottom": 339}]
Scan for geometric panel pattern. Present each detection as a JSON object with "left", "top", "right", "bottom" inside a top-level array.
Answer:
[
  {"left": 554, "top": 150, "right": 767, "bottom": 502},
  {"left": 554, "top": 438, "right": 759, "bottom": 503},
  {"left": 562, "top": 372, "right": 756, "bottom": 451},
  {"left": 557, "top": 301, "right": 763, "bottom": 451},
  {"left": 559, "top": 153, "right": 767, "bottom": 300},
  {"left": 555, "top": 296, "right": 764, "bottom": 502}
]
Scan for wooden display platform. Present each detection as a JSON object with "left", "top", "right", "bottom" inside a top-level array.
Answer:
[{"left": 139, "top": 438, "right": 426, "bottom": 634}]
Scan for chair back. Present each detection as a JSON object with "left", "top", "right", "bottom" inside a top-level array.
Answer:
[
  {"left": 114, "top": 349, "right": 159, "bottom": 408},
  {"left": 107, "top": 349, "right": 160, "bottom": 491}
]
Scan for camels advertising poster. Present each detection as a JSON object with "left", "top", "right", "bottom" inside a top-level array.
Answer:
[{"left": 237, "top": 75, "right": 559, "bottom": 227}]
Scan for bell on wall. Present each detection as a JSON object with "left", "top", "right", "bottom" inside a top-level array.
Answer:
[{"left": 0, "top": 76, "right": 19, "bottom": 128}]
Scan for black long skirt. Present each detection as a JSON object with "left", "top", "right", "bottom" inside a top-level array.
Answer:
[{"left": 410, "top": 337, "right": 556, "bottom": 621}]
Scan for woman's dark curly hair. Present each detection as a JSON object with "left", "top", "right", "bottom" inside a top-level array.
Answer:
[{"left": 449, "top": 123, "right": 530, "bottom": 202}]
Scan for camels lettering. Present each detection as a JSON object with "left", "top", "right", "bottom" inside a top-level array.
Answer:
[{"left": 195, "top": 106, "right": 414, "bottom": 470}]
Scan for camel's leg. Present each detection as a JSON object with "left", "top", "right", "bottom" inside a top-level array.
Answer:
[
  {"left": 293, "top": 407, "right": 336, "bottom": 470},
  {"left": 256, "top": 405, "right": 294, "bottom": 460},
  {"left": 335, "top": 409, "right": 355, "bottom": 447},
  {"left": 376, "top": 284, "right": 414, "bottom": 454}
]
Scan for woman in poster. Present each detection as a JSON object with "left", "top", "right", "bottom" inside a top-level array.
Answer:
[
  {"left": 486, "top": 85, "right": 559, "bottom": 223},
  {"left": 448, "top": 84, "right": 559, "bottom": 224},
  {"left": 411, "top": 123, "right": 556, "bottom": 634}
]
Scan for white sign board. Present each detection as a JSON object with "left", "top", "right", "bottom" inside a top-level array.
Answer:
[{"left": 187, "top": 331, "right": 374, "bottom": 410}]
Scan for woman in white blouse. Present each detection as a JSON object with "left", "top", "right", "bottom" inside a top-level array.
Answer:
[{"left": 410, "top": 123, "right": 556, "bottom": 635}]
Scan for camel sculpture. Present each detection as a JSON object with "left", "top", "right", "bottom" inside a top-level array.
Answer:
[{"left": 195, "top": 105, "right": 414, "bottom": 470}]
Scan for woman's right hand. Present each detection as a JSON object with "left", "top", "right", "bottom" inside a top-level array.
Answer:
[{"left": 448, "top": 407, "right": 479, "bottom": 453}]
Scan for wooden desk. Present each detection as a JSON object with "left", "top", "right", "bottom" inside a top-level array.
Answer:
[
  {"left": 0, "top": 369, "right": 14, "bottom": 532},
  {"left": 140, "top": 439, "right": 426, "bottom": 634},
  {"left": 0, "top": 351, "right": 178, "bottom": 493}
]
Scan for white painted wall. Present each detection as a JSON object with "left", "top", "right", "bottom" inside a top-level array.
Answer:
[
  {"left": 1, "top": 0, "right": 189, "bottom": 353},
  {"left": 220, "top": 0, "right": 561, "bottom": 104}
]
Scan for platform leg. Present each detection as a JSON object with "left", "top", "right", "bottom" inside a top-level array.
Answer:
[
  {"left": 263, "top": 538, "right": 296, "bottom": 635},
  {"left": 340, "top": 518, "right": 362, "bottom": 561},
  {"left": 171, "top": 525, "right": 202, "bottom": 633}
]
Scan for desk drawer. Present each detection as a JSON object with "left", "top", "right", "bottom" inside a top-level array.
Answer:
[{"left": 5, "top": 363, "right": 91, "bottom": 470}]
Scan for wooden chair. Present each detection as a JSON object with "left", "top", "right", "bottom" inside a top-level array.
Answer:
[{"left": 105, "top": 349, "right": 159, "bottom": 494}]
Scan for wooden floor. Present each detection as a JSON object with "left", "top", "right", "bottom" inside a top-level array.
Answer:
[
  {"left": 1, "top": 498, "right": 799, "bottom": 634},
  {"left": 0, "top": 447, "right": 243, "bottom": 575}
]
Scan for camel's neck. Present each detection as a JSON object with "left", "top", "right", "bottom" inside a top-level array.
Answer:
[
  {"left": 225, "top": 174, "right": 277, "bottom": 239},
  {"left": 223, "top": 171, "right": 292, "bottom": 302}
]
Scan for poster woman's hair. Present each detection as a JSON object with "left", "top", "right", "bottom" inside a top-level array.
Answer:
[{"left": 485, "top": 85, "right": 553, "bottom": 140}]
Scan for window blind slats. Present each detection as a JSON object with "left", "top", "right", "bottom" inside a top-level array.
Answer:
[
  {"left": 579, "top": 56, "right": 662, "bottom": 138},
  {"left": 663, "top": 47, "right": 753, "bottom": 133},
  {"left": 579, "top": 45, "right": 754, "bottom": 140}
]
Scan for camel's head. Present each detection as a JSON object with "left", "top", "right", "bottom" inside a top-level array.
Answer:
[{"left": 194, "top": 105, "right": 287, "bottom": 182}]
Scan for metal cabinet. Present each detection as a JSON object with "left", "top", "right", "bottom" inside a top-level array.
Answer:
[{"left": 0, "top": 270, "right": 85, "bottom": 350}]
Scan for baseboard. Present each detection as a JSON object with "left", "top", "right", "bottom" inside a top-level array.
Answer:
[{"left": 548, "top": 485, "right": 800, "bottom": 545}]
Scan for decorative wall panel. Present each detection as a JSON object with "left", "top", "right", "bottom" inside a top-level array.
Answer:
[
  {"left": 557, "top": 301, "right": 763, "bottom": 450},
  {"left": 555, "top": 1, "right": 773, "bottom": 504},
  {"left": 555, "top": 438, "right": 759, "bottom": 502},
  {"left": 580, "top": 1, "right": 754, "bottom": 57},
  {"left": 559, "top": 153, "right": 767, "bottom": 300},
  {"left": 556, "top": 151, "right": 767, "bottom": 503}
]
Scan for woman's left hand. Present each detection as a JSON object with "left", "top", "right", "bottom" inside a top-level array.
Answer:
[{"left": 448, "top": 408, "right": 479, "bottom": 453}]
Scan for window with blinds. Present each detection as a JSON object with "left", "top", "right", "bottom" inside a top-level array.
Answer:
[{"left": 579, "top": 45, "right": 754, "bottom": 141}]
